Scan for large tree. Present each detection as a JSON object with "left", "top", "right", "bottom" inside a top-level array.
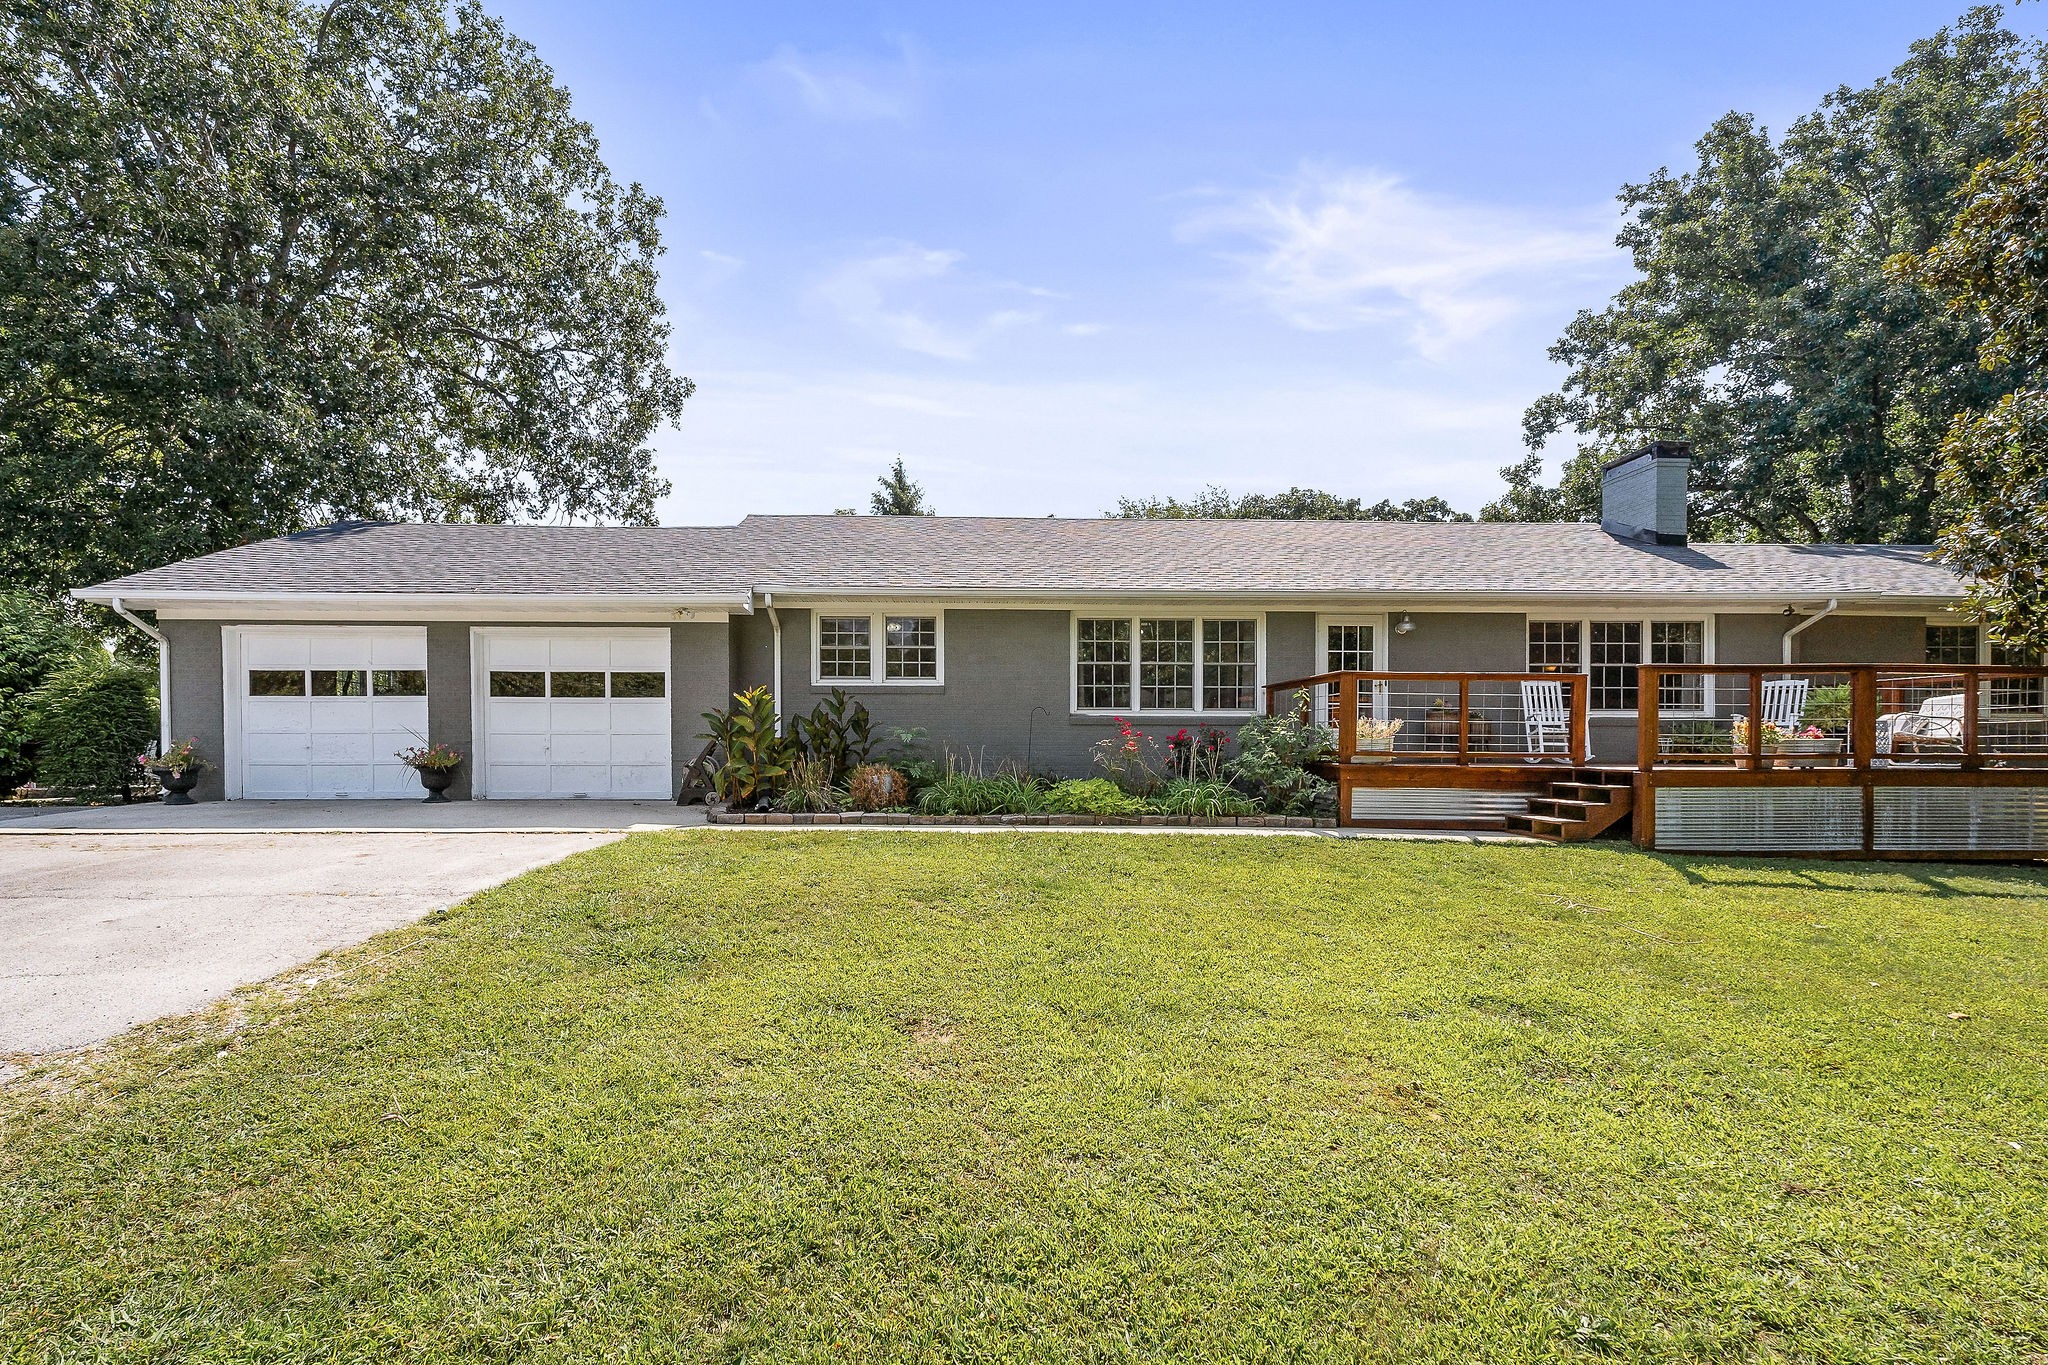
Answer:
[
  {"left": 1113, "top": 487, "right": 1472, "bottom": 521},
  {"left": 1906, "top": 83, "right": 2048, "bottom": 653},
  {"left": 0, "top": 0, "right": 691, "bottom": 596},
  {"left": 1489, "top": 8, "right": 2039, "bottom": 542}
]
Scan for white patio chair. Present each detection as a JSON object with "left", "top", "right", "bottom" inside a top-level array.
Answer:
[
  {"left": 1875, "top": 692, "right": 1963, "bottom": 756},
  {"left": 1520, "top": 679, "right": 1571, "bottom": 760},
  {"left": 1761, "top": 678, "right": 1809, "bottom": 731}
]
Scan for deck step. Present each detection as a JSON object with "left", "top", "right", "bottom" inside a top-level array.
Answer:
[
  {"left": 1511, "top": 779, "right": 1636, "bottom": 844},
  {"left": 1546, "top": 783, "right": 1624, "bottom": 803}
]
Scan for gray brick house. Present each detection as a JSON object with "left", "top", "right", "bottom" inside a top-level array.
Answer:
[{"left": 75, "top": 445, "right": 1981, "bottom": 804}]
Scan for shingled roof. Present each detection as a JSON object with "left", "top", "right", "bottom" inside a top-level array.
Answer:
[{"left": 75, "top": 515, "right": 1966, "bottom": 605}]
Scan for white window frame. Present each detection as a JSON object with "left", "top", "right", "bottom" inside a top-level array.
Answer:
[
  {"left": 1925, "top": 616, "right": 2044, "bottom": 715},
  {"left": 1523, "top": 612, "right": 1716, "bottom": 718},
  {"left": 1068, "top": 611, "right": 1266, "bottom": 717},
  {"left": 1316, "top": 614, "right": 1387, "bottom": 673},
  {"left": 809, "top": 608, "right": 945, "bottom": 687},
  {"left": 1922, "top": 616, "right": 2041, "bottom": 667},
  {"left": 1312, "top": 613, "right": 1388, "bottom": 727}
]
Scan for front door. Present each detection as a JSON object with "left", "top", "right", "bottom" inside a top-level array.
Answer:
[{"left": 1315, "top": 616, "right": 1384, "bottom": 727}]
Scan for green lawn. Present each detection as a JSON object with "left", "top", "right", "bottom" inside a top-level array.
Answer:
[{"left": 3, "top": 833, "right": 2045, "bottom": 1362}]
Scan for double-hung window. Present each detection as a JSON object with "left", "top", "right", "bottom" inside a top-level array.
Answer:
[
  {"left": 1928, "top": 621, "right": 2044, "bottom": 712},
  {"left": 813, "top": 611, "right": 943, "bottom": 685},
  {"left": 1073, "top": 614, "right": 1260, "bottom": 714},
  {"left": 1527, "top": 617, "right": 1708, "bottom": 714}
]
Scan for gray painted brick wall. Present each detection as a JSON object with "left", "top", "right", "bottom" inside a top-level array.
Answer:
[
  {"left": 162, "top": 606, "right": 1940, "bottom": 797},
  {"left": 163, "top": 619, "right": 228, "bottom": 802}
]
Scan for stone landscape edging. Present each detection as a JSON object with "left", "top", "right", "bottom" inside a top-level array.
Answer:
[{"left": 707, "top": 810, "right": 1337, "bottom": 829}]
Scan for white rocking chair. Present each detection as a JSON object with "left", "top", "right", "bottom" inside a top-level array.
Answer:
[
  {"left": 1520, "top": 679, "right": 1572, "bottom": 760},
  {"left": 1762, "top": 678, "right": 1810, "bottom": 731}
]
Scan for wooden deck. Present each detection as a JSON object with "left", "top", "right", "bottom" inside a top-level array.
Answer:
[{"left": 1266, "top": 665, "right": 2048, "bottom": 860}]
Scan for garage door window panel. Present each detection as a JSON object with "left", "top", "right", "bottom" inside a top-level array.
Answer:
[
  {"left": 372, "top": 669, "right": 427, "bottom": 697},
  {"left": 611, "top": 671, "right": 665, "bottom": 698},
  {"left": 551, "top": 671, "right": 607, "bottom": 699},
  {"left": 249, "top": 670, "right": 307, "bottom": 697},
  {"left": 311, "top": 669, "right": 367, "bottom": 697},
  {"left": 490, "top": 670, "right": 546, "bottom": 698}
]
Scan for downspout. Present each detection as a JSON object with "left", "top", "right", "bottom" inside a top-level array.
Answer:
[
  {"left": 1781, "top": 598, "right": 1840, "bottom": 666},
  {"left": 110, "top": 596, "right": 171, "bottom": 751},
  {"left": 763, "top": 592, "right": 784, "bottom": 736}
]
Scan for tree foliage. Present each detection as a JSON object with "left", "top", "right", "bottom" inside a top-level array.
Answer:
[
  {"left": 27, "top": 652, "right": 158, "bottom": 802},
  {"left": 1490, "top": 9, "right": 2040, "bottom": 542},
  {"left": 0, "top": 0, "right": 692, "bottom": 596},
  {"left": 869, "top": 458, "right": 933, "bottom": 515},
  {"left": 1113, "top": 487, "right": 1472, "bottom": 521},
  {"left": 0, "top": 591, "right": 96, "bottom": 791},
  {"left": 1906, "top": 83, "right": 2048, "bottom": 653}
]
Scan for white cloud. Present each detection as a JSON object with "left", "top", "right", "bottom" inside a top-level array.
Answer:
[
  {"left": 1180, "top": 166, "right": 1622, "bottom": 357},
  {"left": 758, "top": 43, "right": 919, "bottom": 122},
  {"left": 813, "top": 244, "right": 1043, "bottom": 360}
]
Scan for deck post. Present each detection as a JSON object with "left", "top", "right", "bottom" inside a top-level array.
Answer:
[
  {"left": 1851, "top": 668, "right": 1877, "bottom": 770},
  {"left": 1637, "top": 668, "right": 1659, "bottom": 773},
  {"left": 1962, "top": 671, "right": 1983, "bottom": 770},
  {"left": 1571, "top": 676, "right": 1591, "bottom": 765},
  {"left": 1456, "top": 678, "right": 1470, "bottom": 765},
  {"left": 1336, "top": 674, "right": 1358, "bottom": 764},
  {"left": 1747, "top": 671, "right": 1767, "bottom": 772}
]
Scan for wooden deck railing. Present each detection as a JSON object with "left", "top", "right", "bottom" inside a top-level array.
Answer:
[
  {"left": 1264, "top": 671, "right": 1590, "bottom": 766},
  {"left": 1637, "top": 664, "right": 2048, "bottom": 772}
]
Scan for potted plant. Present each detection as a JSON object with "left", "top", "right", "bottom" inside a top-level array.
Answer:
[
  {"left": 1770, "top": 724, "right": 1843, "bottom": 763},
  {"left": 1733, "top": 718, "right": 1842, "bottom": 766},
  {"left": 397, "top": 742, "right": 464, "bottom": 802},
  {"left": 1352, "top": 717, "right": 1405, "bottom": 763},
  {"left": 1801, "top": 684, "right": 1853, "bottom": 732},
  {"left": 147, "top": 738, "right": 207, "bottom": 805},
  {"left": 1422, "top": 698, "right": 1493, "bottom": 751}
]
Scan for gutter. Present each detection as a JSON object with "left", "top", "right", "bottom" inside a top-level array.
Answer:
[
  {"left": 107, "top": 595, "right": 171, "bottom": 751},
  {"left": 1781, "top": 598, "right": 1840, "bottom": 665},
  {"left": 763, "top": 592, "right": 784, "bottom": 736}
]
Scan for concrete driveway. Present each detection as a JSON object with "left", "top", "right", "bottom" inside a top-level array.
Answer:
[{"left": 0, "top": 801, "right": 703, "bottom": 1070}]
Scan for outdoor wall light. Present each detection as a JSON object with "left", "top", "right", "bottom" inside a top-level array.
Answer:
[{"left": 1394, "top": 613, "right": 1415, "bottom": 635}]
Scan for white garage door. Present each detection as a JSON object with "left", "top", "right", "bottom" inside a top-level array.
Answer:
[
  {"left": 478, "top": 630, "right": 672, "bottom": 799},
  {"left": 237, "top": 630, "right": 430, "bottom": 799}
]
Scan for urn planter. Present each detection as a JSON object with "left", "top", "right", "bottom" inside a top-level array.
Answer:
[
  {"left": 414, "top": 765, "right": 459, "bottom": 802},
  {"left": 153, "top": 767, "right": 202, "bottom": 805}
]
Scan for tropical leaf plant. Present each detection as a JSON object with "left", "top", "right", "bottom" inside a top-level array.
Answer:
[{"left": 700, "top": 687, "right": 797, "bottom": 808}]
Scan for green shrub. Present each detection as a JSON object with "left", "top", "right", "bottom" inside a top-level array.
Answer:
[
  {"left": 1802, "top": 684, "right": 1853, "bottom": 730},
  {"left": 880, "top": 726, "right": 942, "bottom": 794},
  {"left": 1662, "top": 720, "right": 1732, "bottom": 755},
  {"left": 1154, "top": 778, "right": 1259, "bottom": 817},
  {"left": 790, "top": 689, "right": 874, "bottom": 783},
  {"left": 1043, "top": 778, "right": 1148, "bottom": 816},
  {"left": 27, "top": 654, "right": 157, "bottom": 801},
  {"left": 1227, "top": 691, "right": 1336, "bottom": 816},
  {"left": 917, "top": 772, "right": 1046, "bottom": 816},
  {"left": 777, "top": 757, "right": 842, "bottom": 814},
  {"left": 700, "top": 687, "right": 797, "bottom": 809},
  {"left": 0, "top": 591, "right": 96, "bottom": 792}
]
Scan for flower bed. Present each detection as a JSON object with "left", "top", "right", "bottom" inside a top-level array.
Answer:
[{"left": 709, "top": 809, "right": 1336, "bottom": 828}]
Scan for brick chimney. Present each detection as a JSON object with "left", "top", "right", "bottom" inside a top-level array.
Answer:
[{"left": 1600, "top": 441, "right": 1690, "bottom": 546}]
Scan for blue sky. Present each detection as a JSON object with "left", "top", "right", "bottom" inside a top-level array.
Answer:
[{"left": 483, "top": 1, "right": 2047, "bottom": 525}]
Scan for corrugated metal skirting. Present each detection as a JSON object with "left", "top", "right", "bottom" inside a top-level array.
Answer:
[
  {"left": 1350, "top": 788, "right": 1533, "bottom": 823},
  {"left": 1654, "top": 787, "right": 1863, "bottom": 853},
  {"left": 1874, "top": 786, "right": 2048, "bottom": 853}
]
